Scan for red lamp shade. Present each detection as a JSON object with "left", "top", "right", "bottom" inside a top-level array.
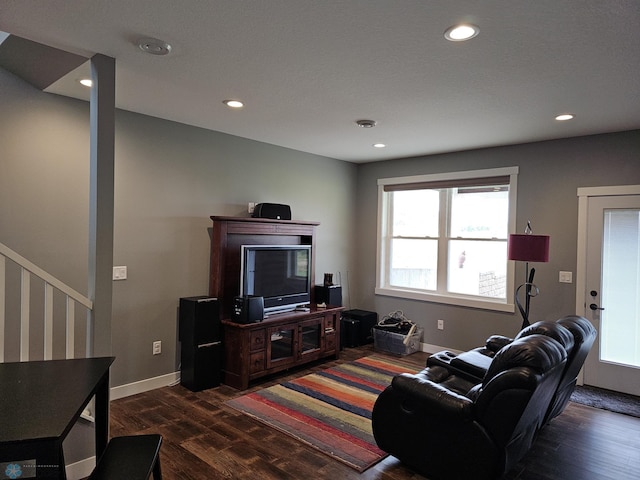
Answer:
[{"left": 507, "top": 234, "right": 550, "bottom": 262}]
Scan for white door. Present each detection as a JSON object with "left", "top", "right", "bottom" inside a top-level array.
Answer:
[{"left": 578, "top": 186, "right": 640, "bottom": 396}]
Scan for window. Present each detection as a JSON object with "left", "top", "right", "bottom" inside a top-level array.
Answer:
[{"left": 376, "top": 167, "right": 518, "bottom": 311}]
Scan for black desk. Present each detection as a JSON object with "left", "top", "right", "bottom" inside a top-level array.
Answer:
[{"left": 0, "top": 357, "right": 115, "bottom": 479}]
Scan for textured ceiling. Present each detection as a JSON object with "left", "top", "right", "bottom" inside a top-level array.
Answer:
[{"left": 1, "top": 0, "right": 639, "bottom": 162}]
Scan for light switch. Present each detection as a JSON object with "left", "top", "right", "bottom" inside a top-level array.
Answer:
[
  {"left": 113, "top": 266, "right": 127, "bottom": 280},
  {"left": 559, "top": 271, "right": 572, "bottom": 283}
]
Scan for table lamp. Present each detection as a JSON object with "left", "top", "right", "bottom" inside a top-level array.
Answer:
[{"left": 508, "top": 222, "right": 550, "bottom": 329}]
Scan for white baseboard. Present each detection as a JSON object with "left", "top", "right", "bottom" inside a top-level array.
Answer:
[
  {"left": 421, "top": 342, "right": 462, "bottom": 355},
  {"left": 110, "top": 371, "right": 180, "bottom": 400},
  {"left": 66, "top": 456, "right": 95, "bottom": 480}
]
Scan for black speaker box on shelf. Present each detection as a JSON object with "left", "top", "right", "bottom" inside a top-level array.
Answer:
[
  {"left": 341, "top": 309, "right": 377, "bottom": 347},
  {"left": 251, "top": 203, "right": 292, "bottom": 220},
  {"left": 179, "top": 296, "right": 221, "bottom": 392},
  {"left": 314, "top": 285, "right": 342, "bottom": 306},
  {"left": 232, "top": 295, "right": 264, "bottom": 323}
]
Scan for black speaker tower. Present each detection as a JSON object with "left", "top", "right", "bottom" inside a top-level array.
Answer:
[{"left": 179, "top": 296, "right": 222, "bottom": 391}]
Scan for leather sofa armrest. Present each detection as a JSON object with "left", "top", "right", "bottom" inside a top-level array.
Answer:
[
  {"left": 450, "top": 350, "right": 493, "bottom": 379},
  {"left": 391, "top": 372, "right": 474, "bottom": 419},
  {"left": 486, "top": 335, "right": 513, "bottom": 352}
]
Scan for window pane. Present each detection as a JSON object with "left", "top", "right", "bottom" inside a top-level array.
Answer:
[
  {"left": 390, "top": 238, "right": 437, "bottom": 290},
  {"left": 392, "top": 190, "right": 439, "bottom": 237},
  {"left": 448, "top": 239, "right": 507, "bottom": 298},
  {"left": 450, "top": 187, "right": 509, "bottom": 239}
]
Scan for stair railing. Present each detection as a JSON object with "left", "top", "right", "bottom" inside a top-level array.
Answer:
[{"left": 0, "top": 242, "right": 93, "bottom": 362}]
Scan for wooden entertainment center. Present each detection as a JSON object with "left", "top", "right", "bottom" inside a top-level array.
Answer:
[{"left": 209, "top": 216, "right": 342, "bottom": 390}]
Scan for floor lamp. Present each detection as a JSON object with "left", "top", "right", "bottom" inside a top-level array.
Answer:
[{"left": 508, "top": 225, "right": 550, "bottom": 329}]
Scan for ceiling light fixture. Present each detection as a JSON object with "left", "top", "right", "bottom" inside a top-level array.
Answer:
[
  {"left": 137, "top": 37, "right": 172, "bottom": 56},
  {"left": 78, "top": 78, "right": 93, "bottom": 88},
  {"left": 444, "top": 24, "right": 480, "bottom": 41},
  {"left": 223, "top": 100, "right": 244, "bottom": 108},
  {"left": 555, "top": 113, "right": 575, "bottom": 121},
  {"left": 356, "top": 119, "right": 377, "bottom": 128},
  {"left": 373, "top": 143, "right": 386, "bottom": 148}
]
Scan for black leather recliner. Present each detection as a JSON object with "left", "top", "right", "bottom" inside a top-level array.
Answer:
[
  {"left": 372, "top": 334, "right": 567, "bottom": 480},
  {"left": 545, "top": 315, "right": 597, "bottom": 422},
  {"left": 427, "top": 315, "right": 596, "bottom": 424},
  {"left": 427, "top": 320, "right": 573, "bottom": 381}
]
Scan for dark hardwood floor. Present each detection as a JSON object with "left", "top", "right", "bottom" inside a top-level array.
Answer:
[{"left": 108, "top": 345, "right": 640, "bottom": 479}]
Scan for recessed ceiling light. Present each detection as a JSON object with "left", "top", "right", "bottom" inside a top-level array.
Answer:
[
  {"left": 373, "top": 143, "right": 386, "bottom": 148},
  {"left": 137, "top": 37, "right": 172, "bottom": 56},
  {"left": 356, "top": 119, "right": 377, "bottom": 128},
  {"left": 444, "top": 24, "right": 479, "bottom": 42},
  {"left": 223, "top": 100, "right": 244, "bottom": 108},
  {"left": 78, "top": 78, "right": 93, "bottom": 88},
  {"left": 555, "top": 113, "right": 575, "bottom": 121}
]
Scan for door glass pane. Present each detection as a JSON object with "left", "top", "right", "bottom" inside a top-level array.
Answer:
[
  {"left": 601, "top": 209, "right": 640, "bottom": 367},
  {"left": 270, "top": 328, "right": 294, "bottom": 361},
  {"left": 448, "top": 239, "right": 507, "bottom": 298},
  {"left": 301, "top": 323, "right": 321, "bottom": 353},
  {"left": 389, "top": 238, "right": 437, "bottom": 290}
]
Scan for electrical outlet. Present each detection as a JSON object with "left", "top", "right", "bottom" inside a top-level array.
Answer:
[
  {"left": 437, "top": 319, "right": 444, "bottom": 330},
  {"left": 153, "top": 341, "right": 161, "bottom": 355},
  {"left": 248, "top": 202, "right": 256, "bottom": 214}
]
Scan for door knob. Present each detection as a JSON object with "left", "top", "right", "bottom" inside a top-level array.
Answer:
[{"left": 589, "top": 303, "right": 604, "bottom": 311}]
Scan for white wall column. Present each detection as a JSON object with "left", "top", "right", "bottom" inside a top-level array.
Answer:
[{"left": 88, "top": 54, "right": 115, "bottom": 358}]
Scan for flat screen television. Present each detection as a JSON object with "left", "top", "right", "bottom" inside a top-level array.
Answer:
[{"left": 240, "top": 244, "right": 312, "bottom": 314}]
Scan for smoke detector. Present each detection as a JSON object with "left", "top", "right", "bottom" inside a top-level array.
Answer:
[
  {"left": 356, "top": 119, "right": 377, "bottom": 128},
  {"left": 137, "top": 37, "right": 172, "bottom": 56}
]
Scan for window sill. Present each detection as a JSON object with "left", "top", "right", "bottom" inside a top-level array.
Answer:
[{"left": 375, "top": 287, "right": 515, "bottom": 313}]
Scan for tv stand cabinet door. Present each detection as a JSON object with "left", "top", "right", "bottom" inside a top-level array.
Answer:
[
  {"left": 299, "top": 316, "right": 323, "bottom": 360},
  {"left": 266, "top": 324, "right": 297, "bottom": 369},
  {"left": 323, "top": 311, "right": 339, "bottom": 354}
]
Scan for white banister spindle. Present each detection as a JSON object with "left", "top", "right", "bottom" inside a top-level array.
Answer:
[
  {"left": 66, "top": 296, "right": 75, "bottom": 359},
  {"left": 20, "top": 268, "right": 30, "bottom": 361},
  {"left": 44, "top": 283, "right": 54, "bottom": 360},
  {"left": 0, "top": 255, "right": 5, "bottom": 362}
]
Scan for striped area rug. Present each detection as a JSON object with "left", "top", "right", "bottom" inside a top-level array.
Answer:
[{"left": 226, "top": 355, "right": 422, "bottom": 472}]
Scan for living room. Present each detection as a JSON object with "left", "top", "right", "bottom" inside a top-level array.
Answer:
[{"left": 1, "top": 2, "right": 639, "bottom": 479}]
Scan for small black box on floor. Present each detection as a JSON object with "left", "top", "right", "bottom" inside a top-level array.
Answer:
[
  {"left": 341, "top": 309, "right": 378, "bottom": 347},
  {"left": 314, "top": 284, "right": 342, "bottom": 306}
]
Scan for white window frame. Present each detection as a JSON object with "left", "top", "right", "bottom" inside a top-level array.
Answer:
[{"left": 376, "top": 167, "right": 518, "bottom": 312}]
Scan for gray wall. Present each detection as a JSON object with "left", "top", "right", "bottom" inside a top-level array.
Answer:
[
  {"left": 354, "top": 130, "right": 640, "bottom": 351},
  {"left": 111, "top": 111, "right": 357, "bottom": 386},
  {"left": 1, "top": 67, "right": 358, "bottom": 387},
  {"left": 3, "top": 62, "right": 640, "bottom": 379}
]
